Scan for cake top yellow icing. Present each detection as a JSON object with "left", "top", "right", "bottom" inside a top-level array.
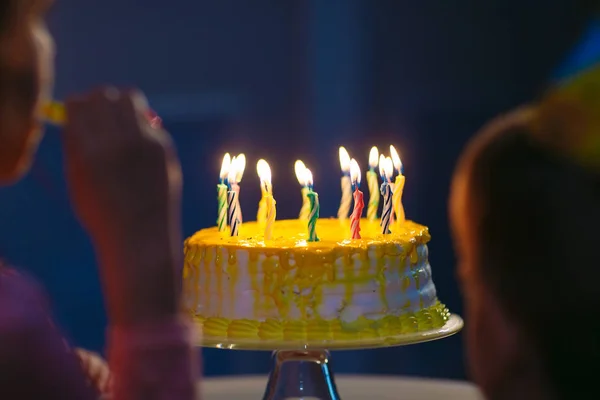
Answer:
[{"left": 186, "top": 218, "right": 430, "bottom": 251}]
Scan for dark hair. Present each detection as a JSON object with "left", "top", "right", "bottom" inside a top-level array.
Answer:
[{"left": 462, "top": 112, "right": 600, "bottom": 398}]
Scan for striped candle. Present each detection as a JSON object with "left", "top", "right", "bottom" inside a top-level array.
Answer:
[
  {"left": 228, "top": 154, "right": 246, "bottom": 226},
  {"left": 307, "top": 191, "right": 320, "bottom": 242},
  {"left": 217, "top": 183, "right": 228, "bottom": 232},
  {"left": 380, "top": 182, "right": 392, "bottom": 235},
  {"left": 379, "top": 156, "right": 394, "bottom": 234},
  {"left": 217, "top": 153, "right": 231, "bottom": 232},
  {"left": 227, "top": 190, "right": 240, "bottom": 236},
  {"left": 303, "top": 168, "right": 320, "bottom": 242}
]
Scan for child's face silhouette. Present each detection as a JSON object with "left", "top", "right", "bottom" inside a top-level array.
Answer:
[{"left": 0, "top": 0, "right": 54, "bottom": 182}]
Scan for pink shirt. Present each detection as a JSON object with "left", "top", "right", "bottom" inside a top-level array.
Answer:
[{"left": 0, "top": 267, "right": 199, "bottom": 399}]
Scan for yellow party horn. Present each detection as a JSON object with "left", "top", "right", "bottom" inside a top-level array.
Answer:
[
  {"left": 43, "top": 101, "right": 66, "bottom": 126},
  {"left": 42, "top": 100, "right": 162, "bottom": 128}
]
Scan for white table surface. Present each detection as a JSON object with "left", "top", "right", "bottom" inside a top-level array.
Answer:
[{"left": 200, "top": 375, "right": 484, "bottom": 400}]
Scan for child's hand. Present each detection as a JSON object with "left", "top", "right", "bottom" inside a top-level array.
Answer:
[
  {"left": 62, "top": 88, "right": 182, "bottom": 326},
  {"left": 75, "top": 348, "right": 112, "bottom": 395}
]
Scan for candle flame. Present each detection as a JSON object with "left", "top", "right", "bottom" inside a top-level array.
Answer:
[
  {"left": 390, "top": 145, "right": 403, "bottom": 173},
  {"left": 228, "top": 156, "right": 238, "bottom": 184},
  {"left": 378, "top": 154, "right": 386, "bottom": 178},
  {"left": 303, "top": 168, "right": 314, "bottom": 188},
  {"left": 339, "top": 146, "right": 351, "bottom": 173},
  {"left": 379, "top": 155, "right": 393, "bottom": 180},
  {"left": 220, "top": 153, "right": 231, "bottom": 181},
  {"left": 385, "top": 157, "right": 394, "bottom": 180},
  {"left": 256, "top": 159, "right": 272, "bottom": 185},
  {"left": 369, "top": 147, "right": 379, "bottom": 169},
  {"left": 294, "top": 160, "right": 307, "bottom": 185},
  {"left": 350, "top": 158, "right": 361, "bottom": 186},
  {"left": 234, "top": 153, "right": 246, "bottom": 182}
]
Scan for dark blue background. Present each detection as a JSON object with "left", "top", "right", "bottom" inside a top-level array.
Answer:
[{"left": 0, "top": 0, "right": 597, "bottom": 381}]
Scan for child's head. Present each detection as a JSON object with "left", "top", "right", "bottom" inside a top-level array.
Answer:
[
  {"left": 0, "top": 0, "right": 54, "bottom": 183},
  {"left": 450, "top": 108, "right": 600, "bottom": 399}
]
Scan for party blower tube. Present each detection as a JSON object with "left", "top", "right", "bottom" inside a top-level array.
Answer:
[{"left": 42, "top": 101, "right": 162, "bottom": 128}]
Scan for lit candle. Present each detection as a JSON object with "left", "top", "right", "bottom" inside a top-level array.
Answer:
[
  {"left": 337, "top": 146, "right": 352, "bottom": 220},
  {"left": 294, "top": 160, "right": 311, "bottom": 220},
  {"left": 379, "top": 156, "right": 394, "bottom": 235},
  {"left": 227, "top": 161, "right": 240, "bottom": 237},
  {"left": 349, "top": 159, "right": 364, "bottom": 239},
  {"left": 366, "top": 146, "right": 380, "bottom": 221},
  {"left": 390, "top": 145, "right": 406, "bottom": 225},
  {"left": 257, "top": 159, "right": 276, "bottom": 240},
  {"left": 217, "top": 153, "right": 230, "bottom": 232},
  {"left": 304, "top": 168, "right": 320, "bottom": 242},
  {"left": 230, "top": 154, "right": 246, "bottom": 224},
  {"left": 256, "top": 159, "right": 271, "bottom": 224}
]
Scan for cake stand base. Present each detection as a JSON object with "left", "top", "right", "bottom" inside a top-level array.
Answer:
[
  {"left": 197, "top": 315, "right": 464, "bottom": 400},
  {"left": 262, "top": 349, "right": 340, "bottom": 400}
]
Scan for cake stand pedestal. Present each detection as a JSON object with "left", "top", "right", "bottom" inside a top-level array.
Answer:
[{"left": 198, "top": 314, "right": 463, "bottom": 400}]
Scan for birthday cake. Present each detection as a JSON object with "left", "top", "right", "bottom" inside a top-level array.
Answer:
[
  {"left": 182, "top": 147, "right": 449, "bottom": 342},
  {"left": 183, "top": 218, "right": 448, "bottom": 341}
]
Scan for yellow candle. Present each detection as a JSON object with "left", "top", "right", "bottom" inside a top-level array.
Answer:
[
  {"left": 257, "top": 159, "right": 276, "bottom": 240},
  {"left": 390, "top": 145, "right": 406, "bottom": 225},
  {"left": 265, "top": 194, "right": 276, "bottom": 240},
  {"left": 337, "top": 146, "right": 352, "bottom": 220}
]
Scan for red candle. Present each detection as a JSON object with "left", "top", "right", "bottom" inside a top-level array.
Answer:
[
  {"left": 349, "top": 159, "right": 364, "bottom": 239},
  {"left": 351, "top": 187, "right": 364, "bottom": 239}
]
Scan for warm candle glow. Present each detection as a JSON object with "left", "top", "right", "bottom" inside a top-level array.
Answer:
[
  {"left": 338, "top": 147, "right": 352, "bottom": 219},
  {"left": 366, "top": 149, "right": 380, "bottom": 222},
  {"left": 379, "top": 155, "right": 393, "bottom": 181},
  {"left": 220, "top": 153, "right": 231, "bottom": 182},
  {"left": 228, "top": 156, "right": 238, "bottom": 184},
  {"left": 350, "top": 158, "right": 361, "bottom": 187},
  {"left": 390, "top": 145, "right": 403, "bottom": 174},
  {"left": 294, "top": 160, "right": 307, "bottom": 186},
  {"left": 339, "top": 146, "right": 351, "bottom": 174},
  {"left": 256, "top": 159, "right": 272, "bottom": 192},
  {"left": 303, "top": 168, "right": 314, "bottom": 188},
  {"left": 234, "top": 153, "right": 246, "bottom": 183},
  {"left": 369, "top": 147, "right": 379, "bottom": 170},
  {"left": 378, "top": 154, "right": 386, "bottom": 178}
]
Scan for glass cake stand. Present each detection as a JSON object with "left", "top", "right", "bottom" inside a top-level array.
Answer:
[{"left": 197, "top": 314, "right": 463, "bottom": 400}]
